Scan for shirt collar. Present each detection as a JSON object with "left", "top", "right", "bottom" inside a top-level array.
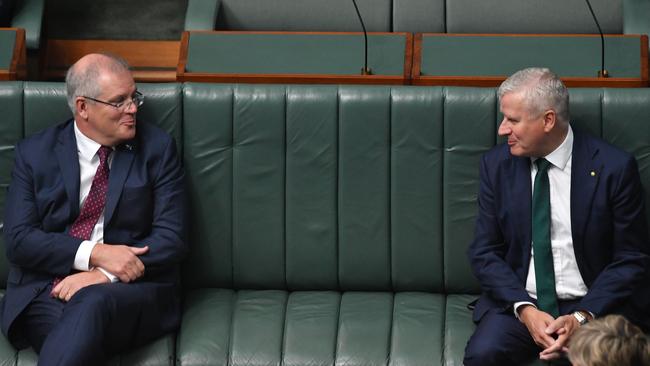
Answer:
[
  {"left": 532, "top": 125, "right": 573, "bottom": 170},
  {"left": 74, "top": 120, "right": 104, "bottom": 161}
]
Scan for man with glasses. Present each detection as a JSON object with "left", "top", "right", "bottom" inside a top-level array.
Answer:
[{"left": 1, "top": 53, "right": 187, "bottom": 365}]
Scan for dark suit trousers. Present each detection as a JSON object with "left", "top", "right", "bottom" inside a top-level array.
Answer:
[
  {"left": 15, "top": 281, "right": 180, "bottom": 366},
  {"left": 464, "top": 300, "right": 579, "bottom": 366}
]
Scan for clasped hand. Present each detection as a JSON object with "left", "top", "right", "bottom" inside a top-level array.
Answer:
[
  {"left": 518, "top": 305, "right": 581, "bottom": 361},
  {"left": 90, "top": 243, "right": 149, "bottom": 283},
  {"left": 50, "top": 268, "right": 109, "bottom": 302},
  {"left": 50, "top": 243, "right": 148, "bottom": 302}
]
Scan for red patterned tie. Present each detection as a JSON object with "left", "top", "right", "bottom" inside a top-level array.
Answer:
[
  {"left": 53, "top": 146, "right": 112, "bottom": 293},
  {"left": 69, "top": 145, "right": 112, "bottom": 240}
]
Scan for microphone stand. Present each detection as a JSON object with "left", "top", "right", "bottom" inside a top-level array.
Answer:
[
  {"left": 351, "top": 0, "right": 372, "bottom": 75},
  {"left": 584, "top": 0, "right": 609, "bottom": 77}
]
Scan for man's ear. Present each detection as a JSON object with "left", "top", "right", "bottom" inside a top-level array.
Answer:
[
  {"left": 543, "top": 110, "right": 556, "bottom": 132},
  {"left": 76, "top": 97, "right": 89, "bottom": 120}
]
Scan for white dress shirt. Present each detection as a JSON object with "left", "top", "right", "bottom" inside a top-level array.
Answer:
[
  {"left": 72, "top": 122, "right": 119, "bottom": 282},
  {"left": 515, "top": 126, "right": 588, "bottom": 316}
]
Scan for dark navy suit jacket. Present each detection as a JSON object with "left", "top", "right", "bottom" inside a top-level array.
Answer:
[
  {"left": 468, "top": 130, "right": 650, "bottom": 330},
  {"left": 0, "top": 119, "right": 187, "bottom": 346}
]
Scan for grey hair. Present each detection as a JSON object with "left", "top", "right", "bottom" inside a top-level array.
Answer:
[
  {"left": 65, "top": 53, "right": 131, "bottom": 114},
  {"left": 498, "top": 67, "right": 570, "bottom": 125}
]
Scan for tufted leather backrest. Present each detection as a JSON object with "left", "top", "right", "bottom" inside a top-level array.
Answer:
[
  {"left": 1, "top": 83, "right": 649, "bottom": 295},
  {"left": 181, "top": 84, "right": 650, "bottom": 294},
  {"left": 182, "top": 84, "right": 448, "bottom": 292}
]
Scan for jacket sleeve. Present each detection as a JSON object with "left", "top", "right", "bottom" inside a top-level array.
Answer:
[
  {"left": 132, "top": 136, "right": 188, "bottom": 271},
  {"left": 3, "top": 143, "right": 83, "bottom": 276},
  {"left": 578, "top": 156, "right": 649, "bottom": 315},
  {"left": 467, "top": 154, "right": 533, "bottom": 310}
]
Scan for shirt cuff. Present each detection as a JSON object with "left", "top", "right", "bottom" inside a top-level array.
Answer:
[
  {"left": 514, "top": 301, "right": 536, "bottom": 320},
  {"left": 73, "top": 240, "right": 96, "bottom": 271},
  {"left": 96, "top": 267, "right": 119, "bottom": 283}
]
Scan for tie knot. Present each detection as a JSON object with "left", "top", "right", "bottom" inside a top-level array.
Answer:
[
  {"left": 535, "top": 158, "right": 551, "bottom": 173},
  {"left": 97, "top": 146, "right": 112, "bottom": 164}
]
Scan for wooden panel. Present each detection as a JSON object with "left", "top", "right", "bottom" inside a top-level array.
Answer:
[
  {"left": 177, "top": 31, "right": 411, "bottom": 85},
  {"left": 0, "top": 28, "right": 27, "bottom": 81},
  {"left": 42, "top": 39, "right": 181, "bottom": 82},
  {"left": 412, "top": 33, "right": 649, "bottom": 88}
]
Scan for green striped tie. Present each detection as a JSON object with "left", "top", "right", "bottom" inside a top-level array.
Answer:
[{"left": 532, "top": 158, "right": 559, "bottom": 318}]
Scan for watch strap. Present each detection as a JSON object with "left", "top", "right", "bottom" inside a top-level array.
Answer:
[{"left": 573, "top": 311, "right": 588, "bottom": 325}]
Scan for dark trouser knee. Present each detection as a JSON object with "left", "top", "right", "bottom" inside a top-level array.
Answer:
[
  {"left": 464, "top": 336, "right": 518, "bottom": 366},
  {"left": 37, "top": 285, "right": 116, "bottom": 366},
  {"left": 464, "top": 309, "right": 540, "bottom": 366}
]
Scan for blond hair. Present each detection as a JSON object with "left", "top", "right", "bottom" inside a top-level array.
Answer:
[{"left": 568, "top": 314, "right": 650, "bottom": 366}]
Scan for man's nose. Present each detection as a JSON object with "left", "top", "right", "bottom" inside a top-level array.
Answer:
[
  {"left": 124, "top": 100, "right": 138, "bottom": 114},
  {"left": 498, "top": 120, "right": 510, "bottom": 136}
]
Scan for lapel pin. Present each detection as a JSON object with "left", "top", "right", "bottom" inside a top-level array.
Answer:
[{"left": 590, "top": 171, "right": 596, "bottom": 177}]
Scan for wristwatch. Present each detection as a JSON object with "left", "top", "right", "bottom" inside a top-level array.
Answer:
[{"left": 573, "top": 311, "right": 588, "bottom": 325}]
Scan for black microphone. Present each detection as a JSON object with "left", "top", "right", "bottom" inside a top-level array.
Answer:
[
  {"left": 351, "top": 0, "right": 372, "bottom": 75},
  {"left": 584, "top": 0, "right": 609, "bottom": 77}
]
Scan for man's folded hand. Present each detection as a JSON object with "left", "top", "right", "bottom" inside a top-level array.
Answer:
[
  {"left": 518, "top": 305, "right": 557, "bottom": 349},
  {"left": 539, "top": 314, "right": 582, "bottom": 360},
  {"left": 90, "top": 243, "right": 148, "bottom": 283},
  {"left": 50, "top": 269, "right": 110, "bottom": 302}
]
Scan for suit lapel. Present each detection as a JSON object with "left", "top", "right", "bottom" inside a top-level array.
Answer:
[
  {"left": 571, "top": 132, "right": 601, "bottom": 256},
  {"left": 104, "top": 142, "right": 136, "bottom": 226},
  {"left": 55, "top": 121, "right": 81, "bottom": 220}
]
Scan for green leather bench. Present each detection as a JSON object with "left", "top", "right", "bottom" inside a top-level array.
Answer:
[
  {"left": 5, "top": 0, "right": 650, "bottom": 62},
  {"left": 9, "top": 0, "right": 44, "bottom": 52},
  {"left": 211, "top": 0, "right": 625, "bottom": 34},
  {"left": 207, "top": 0, "right": 650, "bottom": 39},
  {"left": 209, "top": 0, "right": 650, "bottom": 58},
  {"left": 0, "top": 82, "right": 649, "bottom": 365}
]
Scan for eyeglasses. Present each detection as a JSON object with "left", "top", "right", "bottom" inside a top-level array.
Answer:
[{"left": 82, "top": 91, "right": 144, "bottom": 112}]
